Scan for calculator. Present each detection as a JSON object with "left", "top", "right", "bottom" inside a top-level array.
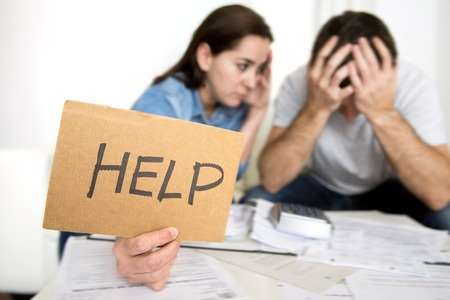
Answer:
[{"left": 270, "top": 202, "right": 333, "bottom": 239}]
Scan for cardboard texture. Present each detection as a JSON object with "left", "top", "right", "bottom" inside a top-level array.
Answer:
[{"left": 43, "top": 100, "right": 243, "bottom": 241}]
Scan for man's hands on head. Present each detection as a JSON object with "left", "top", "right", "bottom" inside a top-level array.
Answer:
[
  {"left": 259, "top": 35, "right": 400, "bottom": 195},
  {"left": 113, "top": 227, "right": 180, "bottom": 291},
  {"left": 307, "top": 36, "right": 397, "bottom": 123},
  {"left": 306, "top": 36, "right": 354, "bottom": 117},
  {"left": 349, "top": 37, "right": 397, "bottom": 123}
]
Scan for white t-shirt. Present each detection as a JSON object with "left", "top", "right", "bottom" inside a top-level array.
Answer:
[{"left": 273, "top": 60, "right": 448, "bottom": 195}]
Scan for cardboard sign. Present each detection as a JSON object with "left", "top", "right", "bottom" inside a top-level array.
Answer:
[{"left": 43, "top": 100, "right": 243, "bottom": 241}]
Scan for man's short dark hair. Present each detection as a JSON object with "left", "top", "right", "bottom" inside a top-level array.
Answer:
[{"left": 310, "top": 11, "right": 398, "bottom": 68}]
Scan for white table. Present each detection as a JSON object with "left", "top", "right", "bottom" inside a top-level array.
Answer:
[{"left": 32, "top": 210, "right": 443, "bottom": 300}]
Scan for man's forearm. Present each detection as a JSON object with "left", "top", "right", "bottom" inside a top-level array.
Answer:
[
  {"left": 369, "top": 110, "right": 450, "bottom": 210},
  {"left": 259, "top": 103, "right": 330, "bottom": 193}
]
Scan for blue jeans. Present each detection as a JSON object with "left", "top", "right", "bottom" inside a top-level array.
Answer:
[{"left": 241, "top": 174, "right": 450, "bottom": 231}]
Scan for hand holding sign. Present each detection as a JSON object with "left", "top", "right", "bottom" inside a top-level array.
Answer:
[{"left": 113, "top": 227, "right": 179, "bottom": 291}]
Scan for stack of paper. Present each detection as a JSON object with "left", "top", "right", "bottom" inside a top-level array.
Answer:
[
  {"left": 182, "top": 203, "right": 297, "bottom": 254},
  {"left": 54, "top": 237, "right": 250, "bottom": 300},
  {"left": 249, "top": 199, "right": 449, "bottom": 277},
  {"left": 277, "top": 262, "right": 450, "bottom": 300},
  {"left": 224, "top": 204, "right": 253, "bottom": 240},
  {"left": 250, "top": 199, "right": 322, "bottom": 252},
  {"left": 199, "top": 249, "right": 353, "bottom": 293},
  {"left": 247, "top": 199, "right": 450, "bottom": 299},
  {"left": 276, "top": 261, "right": 450, "bottom": 300},
  {"left": 346, "top": 264, "right": 450, "bottom": 300},
  {"left": 301, "top": 216, "right": 448, "bottom": 276}
]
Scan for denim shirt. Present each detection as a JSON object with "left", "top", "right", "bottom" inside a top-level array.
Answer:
[{"left": 132, "top": 76, "right": 249, "bottom": 178}]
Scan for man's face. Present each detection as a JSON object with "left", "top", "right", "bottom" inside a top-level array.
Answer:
[
  {"left": 339, "top": 94, "right": 359, "bottom": 121},
  {"left": 336, "top": 56, "right": 359, "bottom": 122},
  {"left": 331, "top": 49, "right": 360, "bottom": 121}
]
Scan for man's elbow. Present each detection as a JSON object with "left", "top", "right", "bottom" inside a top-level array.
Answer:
[
  {"left": 258, "top": 152, "right": 291, "bottom": 194},
  {"left": 258, "top": 155, "right": 282, "bottom": 194},
  {"left": 423, "top": 189, "right": 450, "bottom": 211},
  {"left": 260, "top": 175, "right": 284, "bottom": 194}
]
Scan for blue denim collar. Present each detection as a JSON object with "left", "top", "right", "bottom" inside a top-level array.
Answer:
[{"left": 192, "top": 89, "right": 205, "bottom": 120}]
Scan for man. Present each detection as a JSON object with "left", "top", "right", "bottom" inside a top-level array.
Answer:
[{"left": 257, "top": 11, "right": 450, "bottom": 230}]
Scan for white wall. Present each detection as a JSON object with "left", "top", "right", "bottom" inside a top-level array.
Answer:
[
  {"left": 436, "top": 0, "right": 450, "bottom": 136},
  {"left": 0, "top": 0, "right": 236, "bottom": 150},
  {"left": 0, "top": 0, "right": 315, "bottom": 152}
]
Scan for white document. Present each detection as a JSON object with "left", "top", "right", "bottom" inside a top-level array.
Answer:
[
  {"left": 184, "top": 201, "right": 301, "bottom": 254},
  {"left": 278, "top": 282, "right": 353, "bottom": 300},
  {"left": 224, "top": 204, "right": 253, "bottom": 240},
  {"left": 249, "top": 199, "right": 448, "bottom": 276},
  {"left": 300, "top": 217, "right": 448, "bottom": 276},
  {"left": 182, "top": 237, "right": 295, "bottom": 254},
  {"left": 250, "top": 199, "right": 317, "bottom": 252},
  {"left": 54, "top": 237, "right": 249, "bottom": 300},
  {"left": 346, "top": 264, "right": 450, "bottom": 300},
  {"left": 182, "top": 203, "right": 295, "bottom": 255},
  {"left": 251, "top": 213, "right": 314, "bottom": 252},
  {"left": 198, "top": 249, "right": 353, "bottom": 293}
]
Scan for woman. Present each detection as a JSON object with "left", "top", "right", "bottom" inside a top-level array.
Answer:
[
  {"left": 132, "top": 4, "right": 273, "bottom": 178},
  {"left": 60, "top": 4, "right": 273, "bottom": 291}
]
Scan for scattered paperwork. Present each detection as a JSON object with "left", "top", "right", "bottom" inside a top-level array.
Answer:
[
  {"left": 300, "top": 216, "right": 448, "bottom": 276},
  {"left": 346, "top": 264, "right": 450, "bottom": 300},
  {"left": 54, "top": 237, "right": 249, "bottom": 300},
  {"left": 197, "top": 249, "right": 353, "bottom": 293},
  {"left": 250, "top": 199, "right": 449, "bottom": 276},
  {"left": 278, "top": 281, "right": 353, "bottom": 300}
]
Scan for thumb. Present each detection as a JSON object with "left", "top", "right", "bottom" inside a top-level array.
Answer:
[{"left": 125, "top": 227, "right": 178, "bottom": 256}]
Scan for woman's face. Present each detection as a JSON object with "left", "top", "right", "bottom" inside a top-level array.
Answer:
[{"left": 198, "top": 35, "right": 271, "bottom": 107}]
